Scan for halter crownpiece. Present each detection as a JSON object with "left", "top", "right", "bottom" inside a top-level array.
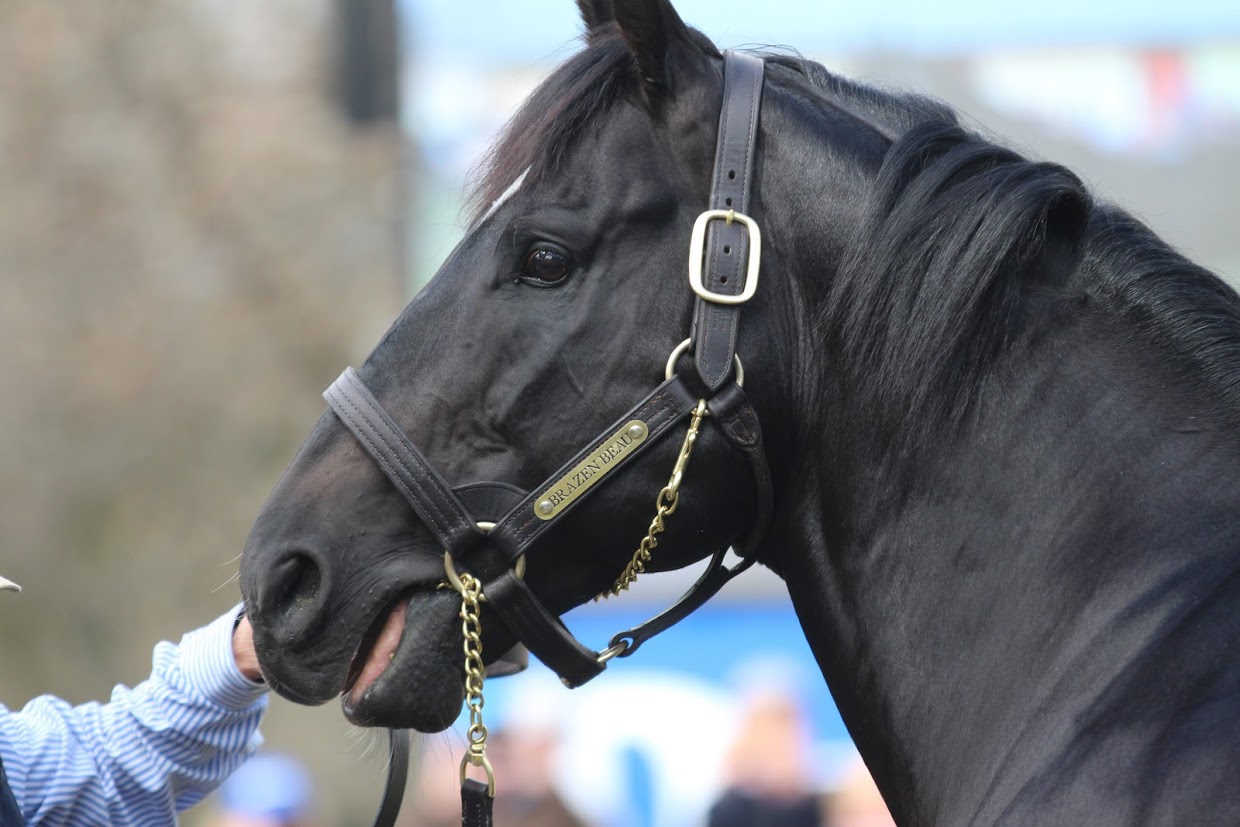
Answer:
[{"left": 334, "top": 50, "right": 771, "bottom": 827}]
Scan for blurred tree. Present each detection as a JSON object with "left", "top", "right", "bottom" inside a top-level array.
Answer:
[{"left": 0, "top": 2, "right": 406, "bottom": 823}]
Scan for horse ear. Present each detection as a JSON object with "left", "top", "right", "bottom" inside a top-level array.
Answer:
[
  {"left": 576, "top": 0, "right": 615, "bottom": 33},
  {"left": 612, "top": 0, "right": 692, "bottom": 92}
]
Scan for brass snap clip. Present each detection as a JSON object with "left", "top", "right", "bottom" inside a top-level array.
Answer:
[{"left": 459, "top": 745, "right": 496, "bottom": 798}]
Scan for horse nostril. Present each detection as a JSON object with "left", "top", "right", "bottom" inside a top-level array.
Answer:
[
  {"left": 256, "top": 549, "right": 332, "bottom": 645},
  {"left": 272, "top": 551, "right": 322, "bottom": 610}
]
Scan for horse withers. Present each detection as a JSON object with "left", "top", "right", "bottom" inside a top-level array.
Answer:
[{"left": 240, "top": 1, "right": 1240, "bottom": 823}]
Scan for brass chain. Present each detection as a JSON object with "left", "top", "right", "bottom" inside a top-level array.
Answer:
[
  {"left": 598, "top": 399, "right": 709, "bottom": 599},
  {"left": 457, "top": 572, "right": 495, "bottom": 796}
]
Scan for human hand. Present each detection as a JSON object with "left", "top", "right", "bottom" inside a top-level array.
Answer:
[{"left": 232, "top": 615, "right": 263, "bottom": 683}]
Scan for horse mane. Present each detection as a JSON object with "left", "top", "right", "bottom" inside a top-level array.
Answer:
[
  {"left": 792, "top": 63, "right": 1240, "bottom": 446},
  {"left": 763, "top": 53, "right": 958, "bottom": 140},
  {"left": 821, "top": 119, "right": 1092, "bottom": 445},
  {"left": 1077, "top": 207, "right": 1240, "bottom": 419}
]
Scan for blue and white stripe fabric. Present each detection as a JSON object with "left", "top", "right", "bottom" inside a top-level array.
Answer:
[{"left": 0, "top": 605, "right": 268, "bottom": 826}]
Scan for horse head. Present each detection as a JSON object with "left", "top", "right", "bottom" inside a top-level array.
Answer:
[
  {"left": 241, "top": 1, "right": 1240, "bottom": 821},
  {"left": 240, "top": 0, "right": 805, "bottom": 732}
]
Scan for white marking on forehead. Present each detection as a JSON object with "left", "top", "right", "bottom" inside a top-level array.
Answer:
[{"left": 478, "top": 167, "right": 529, "bottom": 226}]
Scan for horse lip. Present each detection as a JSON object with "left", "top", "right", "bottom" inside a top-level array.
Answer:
[
  {"left": 338, "top": 586, "right": 467, "bottom": 731},
  {"left": 342, "top": 595, "right": 410, "bottom": 702},
  {"left": 337, "top": 573, "right": 448, "bottom": 703},
  {"left": 261, "top": 674, "right": 333, "bottom": 707}
]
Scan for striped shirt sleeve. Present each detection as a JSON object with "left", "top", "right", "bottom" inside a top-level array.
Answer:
[{"left": 0, "top": 605, "right": 269, "bottom": 826}]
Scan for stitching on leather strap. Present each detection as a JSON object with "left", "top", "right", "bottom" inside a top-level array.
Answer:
[
  {"left": 336, "top": 372, "right": 466, "bottom": 530},
  {"left": 330, "top": 390, "right": 458, "bottom": 540},
  {"left": 329, "top": 392, "right": 455, "bottom": 539}
]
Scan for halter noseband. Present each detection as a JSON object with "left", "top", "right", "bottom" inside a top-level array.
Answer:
[{"left": 328, "top": 51, "right": 772, "bottom": 827}]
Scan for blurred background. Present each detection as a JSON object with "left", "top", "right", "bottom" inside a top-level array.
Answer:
[{"left": 0, "top": 1, "right": 1235, "bottom": 826}]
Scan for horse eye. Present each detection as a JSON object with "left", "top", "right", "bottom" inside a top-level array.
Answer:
[{"left": 521, "top": 247, "right": 572, "bottom": 286}]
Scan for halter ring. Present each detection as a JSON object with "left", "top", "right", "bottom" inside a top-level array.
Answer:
[
  {"left": 664, "top": 338, "right": 744, "bottom": 387},
  {"left": 597, "top": 637, "right": 631, "bottom": 664},
  {"left": 443, "top": 521, "right": 526, "bottom": 599}
]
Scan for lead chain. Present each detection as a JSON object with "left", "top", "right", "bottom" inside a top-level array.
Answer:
[
  {"left": 598, "top": 399, "right": 709, "bottom": 599},
  {"left": 457, "top": 572, "right": 495, "bottom": 796}
]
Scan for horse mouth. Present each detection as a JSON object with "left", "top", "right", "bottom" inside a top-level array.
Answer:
[
  {"left": 338, "top": 586, "right": 466, "bottom": 731},
  {"left": 342, "top": 597, "right": 409, "bottom": 705}
]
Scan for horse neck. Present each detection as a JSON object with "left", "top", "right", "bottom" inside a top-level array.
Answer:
[
  {"left": 770, "top": 273, "right": 1240, "bottom": 821},
  {"left": 739, "top": 76, "right": 1240, "bottom": 818}
]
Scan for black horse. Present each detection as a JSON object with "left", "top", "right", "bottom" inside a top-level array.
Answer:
[{"left": 240, "top": 1, "right": 1240, "bottom": 823}]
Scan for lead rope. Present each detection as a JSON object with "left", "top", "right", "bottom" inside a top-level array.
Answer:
[
  {"left": 457, "top": 571, "right": 495, "bottom": 827},
  {"left": 370, "top": 730, "right": 409, "bottom": 827},
  {"left": 598, "top": 399, "right": 708, "bottom": 599}
]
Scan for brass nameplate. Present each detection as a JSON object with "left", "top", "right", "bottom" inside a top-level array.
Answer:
[{"left": 534, "top": 420, "right": 649, "bottom": 520}]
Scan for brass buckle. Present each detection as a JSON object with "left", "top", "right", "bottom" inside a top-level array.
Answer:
[
  {"left": 687, "top": 209, "right": 761, "bottom": 305},
  {"left": 442, "top": 522, "right": 526, "bottom": 600}
]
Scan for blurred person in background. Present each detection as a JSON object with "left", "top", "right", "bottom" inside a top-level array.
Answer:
[
  {"left": 484, "top": 725, "right": 590, "bottom": 827},
  {"left": 400, "top": 670, "right": 591, "bottom": 827},
  {"left": 707, "top": 688, "right": 824, "bottom": 827},
  {"left": 484, "top": 673, "right": 591, "bottom": 827},
  {"left": 0, "top": 579, "right": 269, "bottom": 827},
  {"left": 400, "top": 726, "right": 590, "bottom": 827},
  {"left": 208, "top": 752, "right": 314, "bottom": 827},
  {"left": 825, "top": 758, "right": 895, "bottom": 827},
  {"left": 400, "top": 742, "right": 460, "bottom": 827},
  {"left": 405, "top": 729, "right": 590, "bottom": 827}
]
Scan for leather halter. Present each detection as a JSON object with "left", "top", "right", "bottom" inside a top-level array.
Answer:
[{"left": 335, "top": 51, "right": 772, "bottom": 827}]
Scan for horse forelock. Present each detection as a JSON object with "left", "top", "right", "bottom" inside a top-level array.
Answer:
[{"left": 467, "top": 33, "right": 637, "bottom": 224}]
